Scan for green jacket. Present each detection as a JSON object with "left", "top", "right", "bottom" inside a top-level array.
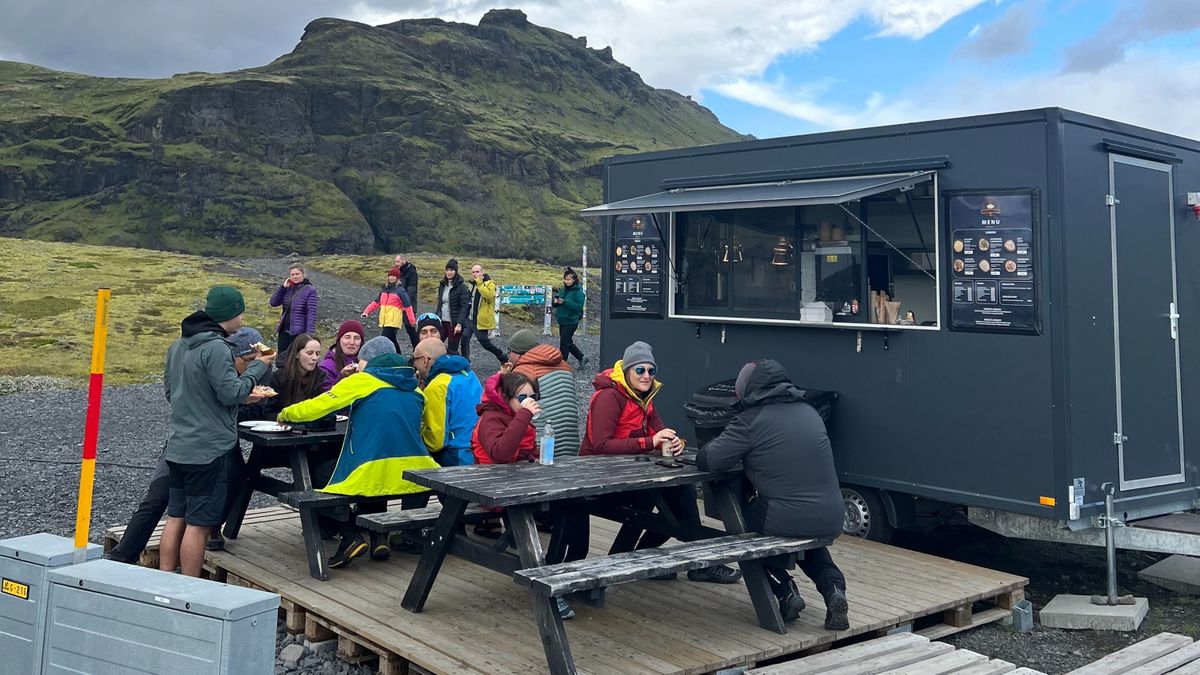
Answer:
[
  {"left": 164, "top": 311, "right": 268, "bottom": 464},
  {"left": 555, "top": 283, "right": 585, "bottom": 326}
]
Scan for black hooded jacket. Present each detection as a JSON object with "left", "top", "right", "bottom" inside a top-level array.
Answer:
[
  {"left": 436, "top": 272, "right": 471, "bottom": 326},
  {"left": 696, "top": 360, "right": 843, "bottom": 539},
  {"left": 398, "top": 262, "right": 419, "bottom": 312}
]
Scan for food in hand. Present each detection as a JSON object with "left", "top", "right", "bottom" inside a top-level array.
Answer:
[
  {"left": 253, "top": 385, "right": 278, "bottom": 397},
  {"left": 251, "top": 342, "right": 275, "bottom": 355}
]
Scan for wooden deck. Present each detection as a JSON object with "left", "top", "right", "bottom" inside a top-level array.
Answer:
[
  {"left": 747, "top": 632, "right": 1047, "bottom": 674},
  {"left": 106, "top": 507, "right": 1027, "bottom": 675}
]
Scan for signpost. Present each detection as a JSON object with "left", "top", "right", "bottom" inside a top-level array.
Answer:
[
  {"left": 581, "top": 245, "right": 588, "bottom": 331},
  {"left": 498, "top": 285, "right": 553, "bottom": 336},
  {"left": 74, "top": 288, "right": 110, "bottom": 563}
]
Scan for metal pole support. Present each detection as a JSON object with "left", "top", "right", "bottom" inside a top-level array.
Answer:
[{"left": 1091, "top": 482, "right": 1134, "bottom": 606}]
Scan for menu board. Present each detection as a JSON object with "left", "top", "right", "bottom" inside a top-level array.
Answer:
[
  {"left": 611, "top": 213, "right": 664, "bottom": 317},
  {"left": 948, "top": 192, "right": 1039, "bottom": 334}
]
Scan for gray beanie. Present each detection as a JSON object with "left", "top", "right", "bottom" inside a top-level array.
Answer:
[
  {"left": 358, "top": 336, "right": 396, "bottom": 364},
  {"left": 621, "top": 341, "right": 656, "bottom": 370},
  {"left": 734, "top": 361, "right": 758, "bottom": 400}
]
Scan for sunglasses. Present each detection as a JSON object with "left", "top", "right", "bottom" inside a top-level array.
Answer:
[
  {"left": 516, "top": 393, "right": 540, "bottom": 402},
  {"left": 633, "top": 366, "right": 657, "bottom": 377},
  {"left": 417, "top": 312, "right": 441, "bottom": 321}
]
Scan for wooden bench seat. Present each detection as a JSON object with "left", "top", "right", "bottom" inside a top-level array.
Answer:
[
  {"left": 357, "top": 504, "right": 494, "bottom": 533},
  {"left": 514, "top": 533, "right": 831, "bottom": 598}
]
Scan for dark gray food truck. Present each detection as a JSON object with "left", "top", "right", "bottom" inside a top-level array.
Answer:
[{"left": 581, "top": 108, "right": 1200, "bottom": 551}]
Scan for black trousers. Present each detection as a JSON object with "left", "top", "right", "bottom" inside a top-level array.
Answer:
[
  {"left": 598, "top": 484, "right": 701, "bottom": 552},
  {"left": 381, "top": 326, "right": 401, "bottom": 353},
  {"left": 402, "top": 310, "right": 419, "bottom": 348},
  {"left": 559, "top": 322, "right": 583, "bottom": 363},
  {"left": 746, "top": 496, "right": 845, "bottom": 593},
  {"left": 277, "top": 329, "right": 296, "bottom": 354},
  {"left": 463, "top": 322, "right": 506, "bottom": 364}
]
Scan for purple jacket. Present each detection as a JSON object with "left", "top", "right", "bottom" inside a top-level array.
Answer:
[
  {"left": 318, "top": 347, "right": 357, "bottom": 392},
  {"left": 269, "top": 280, "right": 318, "bottom": 335}
]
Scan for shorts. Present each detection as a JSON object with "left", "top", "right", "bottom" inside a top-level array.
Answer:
[{"left": 166, "top": 454, "right": 229, "bottom": 527}]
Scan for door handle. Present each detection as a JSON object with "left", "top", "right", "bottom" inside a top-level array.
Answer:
[{"left": 1169, "top": 302, "right": 1180, "bottom": 341}]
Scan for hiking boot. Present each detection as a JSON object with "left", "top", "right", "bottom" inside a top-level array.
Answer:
[
  {"left": 369, "top": 532, "right": 390, "bottom": 561},
  {"left": 556, "top": 596, "right": 576, "bottom": 620},
  {"left": 205, "top": 530, "right": 225, "bottom": 551},
  {"left": 329, "top": 533, "right": 368, "bottom": 569},
  {"left": 687, "top": 565, "right": 742, "bottom": 584},
  {"left": 822, "top": 585, "right": 849, "bottom": 630},
  {"left": 776, "top": 579, "right": 806, "bottom": 622}
]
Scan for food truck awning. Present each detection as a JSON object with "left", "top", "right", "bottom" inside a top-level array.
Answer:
[{"left": 580, "top": 170, "right": 934, "bottom": 217}]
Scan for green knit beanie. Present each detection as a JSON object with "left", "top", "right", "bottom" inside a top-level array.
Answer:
[{"left": 205, "top": 285, "right": 246, "bottom": 323}]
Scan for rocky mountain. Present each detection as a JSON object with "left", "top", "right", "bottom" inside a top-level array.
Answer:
[{"left": 0, "top": 10, "right": 745, "bottom": 261}]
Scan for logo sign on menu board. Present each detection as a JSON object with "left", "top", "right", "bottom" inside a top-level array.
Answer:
[{"left": 947, "top": 191, "right": 1040, "bottom": 335}]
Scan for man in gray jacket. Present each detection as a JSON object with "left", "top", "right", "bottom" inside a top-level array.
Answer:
[
  {"left": 697, "top": 359, "right": 849, "bottom": 630},
  {"left": 160, "top": 286, "right": 273, "bottom": 576}
]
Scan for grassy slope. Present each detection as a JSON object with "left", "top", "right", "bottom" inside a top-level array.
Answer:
[{"left": 0, "top": 238, "right": 578, "bottom": 384}]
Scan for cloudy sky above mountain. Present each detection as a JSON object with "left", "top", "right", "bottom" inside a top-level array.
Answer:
[{"left": 1, "top": 0, "right": 1198, "bottom": 139}]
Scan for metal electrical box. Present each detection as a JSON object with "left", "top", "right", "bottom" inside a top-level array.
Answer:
[
  {"left": 42, "top": 559, "right": 279, "bottom": 674},
  {"left": 0, "top": 533, "right": 102, "bottom": 674}
]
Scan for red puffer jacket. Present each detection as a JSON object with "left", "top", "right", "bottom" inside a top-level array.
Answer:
[
  {"left": 579, "top": 361, "right": 665, "bottom": 456},
  {"left": 471, "top": 372, "right": 537, "bottom": 464}
]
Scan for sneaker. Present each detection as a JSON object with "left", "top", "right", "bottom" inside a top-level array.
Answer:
[
  {"left": 556, "top": 596, "right": 576, "bottom": 620},
  {"left": 823, "top": 586, "right": 849, "bottom": 630},
  {"left": 650, "top": 572, "right": 677, "bottom": 581},
  {"left": 687, "top": 565, "right": 743, "bottom": 584},
  {"left": 779, "top": 590, "right": 807, "bottom": 623},
  {"left": 329, "top": 533, "right": 368, "bottom": 569},
  {"left": 369, "top": 532, "right": 390, "bottom": 561},
  {"left": 205, "top": 531, "right": 225, "bottom": 551}
]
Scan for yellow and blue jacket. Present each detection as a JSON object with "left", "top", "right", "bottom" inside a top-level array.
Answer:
[
  {"left": 279, "top": 364, "right": 438, "bottom": 496},
  {"left": 421, "top": 354, "right": 483, "bottom": 467}
]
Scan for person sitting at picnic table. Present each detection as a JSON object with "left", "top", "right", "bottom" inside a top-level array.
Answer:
[
  {"left": 318, "top": 319, "right": 365, "bottom": 391},
  {"left": 242, "top": 332, "right": 324, "bottom": 421},
  {"left": 506, "top": 328, "right": 582, "bottom": 457},
  {"left": 580, "top": 341, "right": 742, "bottom": 584},
  {"left": 361, "top": 267, "right": 416, "bottom": 354},
  {"left": 696, "top": 359, "right": 850, "bottom": 630},
  {"left": 411, "top": 337, "right": 482, "bottom": 467},
  {"left": 416, "top": 312, "right": 445, "bottom": 342},
  {"left": 278, "top": 341, "right": 438, "bottom": 568}
]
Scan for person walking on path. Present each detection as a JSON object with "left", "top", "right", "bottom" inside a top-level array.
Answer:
[
  {"left": 411, "top": 337, "right": 481, "bottom": 467},
  {"left": 553, "top": 267, "right": 587, "bottom": 369},
  {"left": 269, "top": 263, "right": 318, "bottom": 354},
  {"left": 395, "top": 254, "right": 420, "bottom": 347},
  {"left": 465, "top": 263, "right": 507, "bottom": 365},
  {"left": 507, "top": 329, "right": 581, "bottom": 457},
  {"left": 160, "top": 286, "right": 274, "bottom": 577},
  {"left": 361, "top": 268, "right": 416, "bottom": 353},
  {"left": 318, "top": 320, "right": 364, "bottom": 391},
  {"left": 435, "top": 259, "right": 471, "bottom": 356},
  {"left": 696, "top": 359, "right": 850, "bottom": 630}
]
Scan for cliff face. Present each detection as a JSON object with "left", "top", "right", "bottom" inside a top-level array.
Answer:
[{"left": 0, "top": 10, "right": 745, "bottom": 260}]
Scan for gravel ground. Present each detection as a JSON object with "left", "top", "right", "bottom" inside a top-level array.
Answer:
[{"left": 0, "top": 257, "right": 601, "bottom": 674}]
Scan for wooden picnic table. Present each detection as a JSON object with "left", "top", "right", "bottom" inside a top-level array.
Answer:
[{"left": 400, "top": 454, "right": 794, "bottom": 674}]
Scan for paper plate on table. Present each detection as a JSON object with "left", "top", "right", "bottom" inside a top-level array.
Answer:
[
  {"left": 336, "top": 414, "right": 349, "bottom": 422},
  {"left": 239, "top": 420, "right": 267, "bottom": 428},
  {"left": 249, "top": 422, "right": 291, "bottom": 433}
]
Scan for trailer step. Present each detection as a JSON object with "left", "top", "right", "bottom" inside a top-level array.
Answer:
[{"left": 1128, "top": 512, "right": 1200, "bottom": 536}]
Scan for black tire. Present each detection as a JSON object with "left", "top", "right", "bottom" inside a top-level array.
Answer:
[{"left": 841, "top": 485, "right": 895, "bottom": 543}]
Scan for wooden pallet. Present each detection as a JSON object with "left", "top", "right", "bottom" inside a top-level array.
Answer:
[
  {"left": 747, "top": 632, "right": 1047, "bottom": 674},
  {"left": 1067, "top": 632, "right": 1200, "bottom": 675},
  {"left": 190, "top": 510, "right": 1027, "bottom": 674}
]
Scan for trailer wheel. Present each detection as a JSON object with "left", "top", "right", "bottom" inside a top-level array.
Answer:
[{"left": 841, "top": 486, "right": 894, "bottom": 543}]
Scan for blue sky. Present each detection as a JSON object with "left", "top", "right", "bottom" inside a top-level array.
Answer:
[{"left": 2, "top": 0, "right": 1198, "bottom": 140}]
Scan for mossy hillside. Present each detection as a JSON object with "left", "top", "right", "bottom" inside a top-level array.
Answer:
[
  {"left": 0, "top": 236, "right": 278, "bottom": 384},
  {"left": 0, "top": 11, "right": 744, "bottom": 263}
]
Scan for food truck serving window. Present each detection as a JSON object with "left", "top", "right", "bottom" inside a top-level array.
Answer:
[{"left": 649, "top": 172, "right": 941, "bottom": 330}]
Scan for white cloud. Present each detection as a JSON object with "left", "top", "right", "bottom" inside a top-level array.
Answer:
[
  {"left": 348, "top": 1, "right": 985, "bottom": 94},
  {"left": 713, "top": 49, "right": 1200, "bottom": 140}
]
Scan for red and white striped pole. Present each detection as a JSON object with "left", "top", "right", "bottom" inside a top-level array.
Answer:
[{"left": 74, "top": 288, "right": 110, "bottom": 563}]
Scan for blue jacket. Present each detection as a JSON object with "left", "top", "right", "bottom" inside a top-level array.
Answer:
[
  {"left": 421, "top": 355, "right": 482, "bottom": 467},
  {"left": 279, "top": 364, "right": 438, "bottom": 496}
]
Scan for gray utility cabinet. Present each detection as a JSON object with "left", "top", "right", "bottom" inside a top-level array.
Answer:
[
  {"left": 42, "top": 559, "right": 279, "bottom": 674},
  {"left": 0, "top": 533, "right": 102, "bottom": 674}
]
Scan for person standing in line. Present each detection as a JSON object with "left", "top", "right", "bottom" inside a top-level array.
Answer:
[
  {"left": 697, "top": 359, "right": 850, "bottom": 630},
  {"left": 361, "top": 267, "right": 416, "bottom": 353},
  {"left": 160, "top": 286, "right": 274, "bottom": 577},
  {"left": 411, "top": 337, "right": 481, "bottom": 467},
  {"left": 268, "top": 263, "right": 318, "bottom": 354},
  {"left": 395, "top": 254, "right": 420, "bottom": 348},
  {"left": 465, "top": 263, "right": 507, "bottom": 365},
  {"left": 553, "top": 267, "right": 587, "bottom": 369},
  {"left": 435, "top": 259, "right": 471, "bottom": 356}
]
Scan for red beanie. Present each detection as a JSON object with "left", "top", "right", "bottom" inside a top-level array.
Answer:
[
  {"left": 388, "top": 267, "right": 401, "bottom": 278},
  {"left": 337, "top": 320, "right": 365, "bottom": 342}
]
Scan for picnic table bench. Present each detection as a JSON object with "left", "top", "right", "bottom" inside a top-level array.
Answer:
[{"left": 401, "top": 454, "right": 823, "bottom": 675}]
